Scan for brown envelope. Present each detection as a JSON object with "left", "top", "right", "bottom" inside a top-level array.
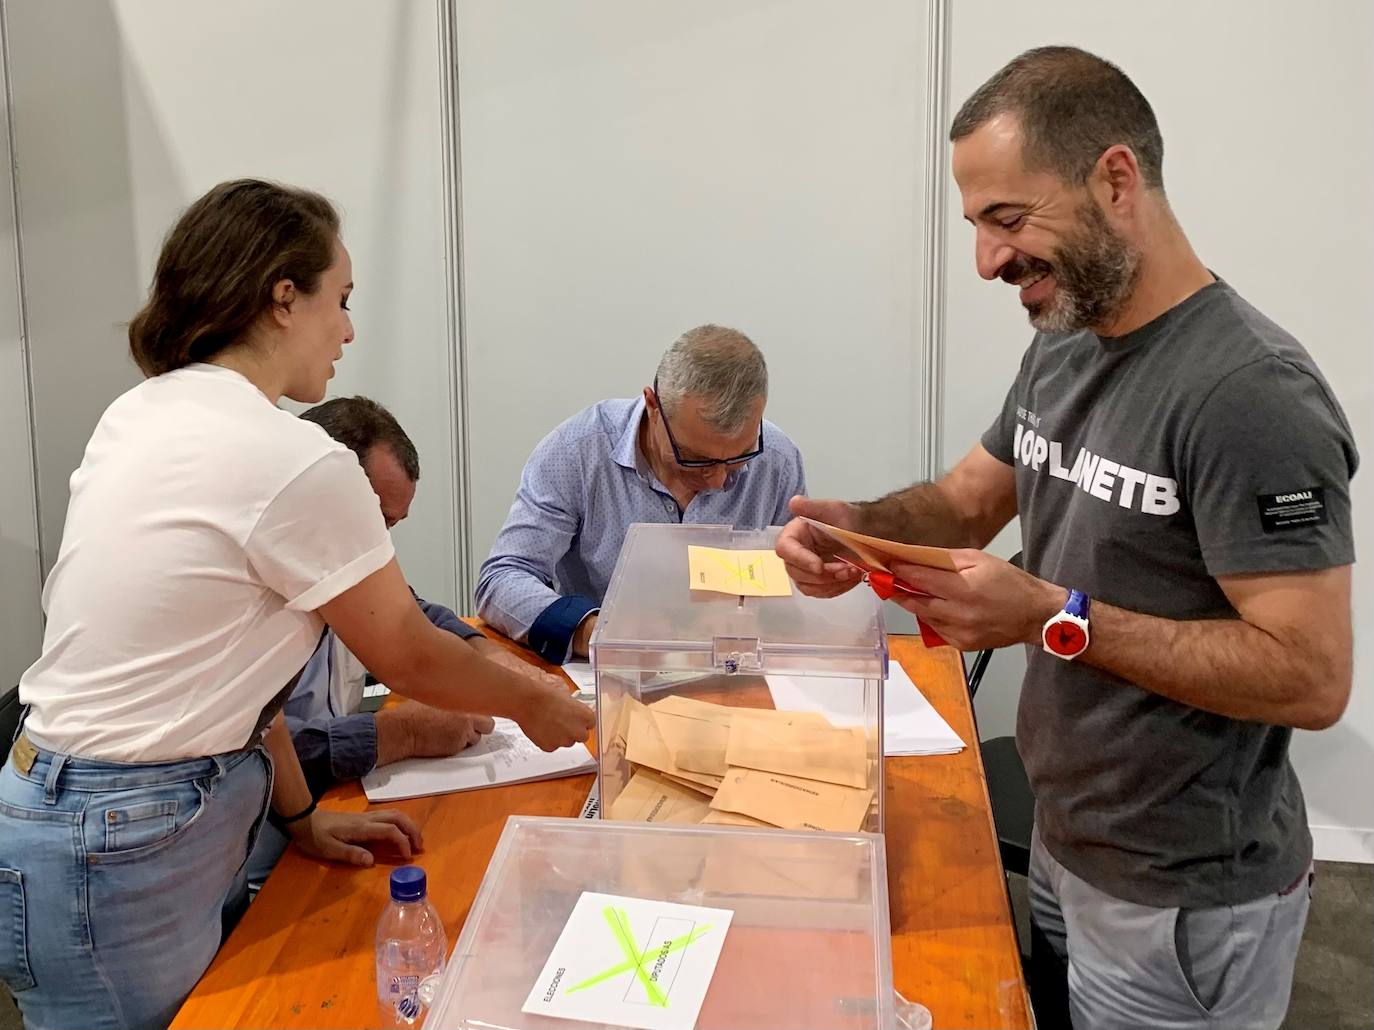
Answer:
[
  {"left": 709, "top": 766, "right": 873, "bottom": 833},
  {"left": 725, "top": 712, "right": 868, "bottom": 788},
  {"left": 700, "top": 808, "right": 773, "bottom": 827},
  {"left": 624, "top": 700, "right": 676, "bottom": 773},
  {"left": 650, "top": 695, "right": 830, "bottom": 731},
  {"left": 649, "top": 694, "right": 737, "bottom": 728},
  {"left": 800, "top": 516, "right": 959, "bottom": 572},
  {"left": 651, "top": 708, "right": 730, "bottom": 776},
  {"left": 624, "top": 704, "right": 727, "bottom": 793},
  {"left": 662, "top": 772, "right": 721, "bottom": 797},
  {"left": 607, "top": 768, "right": 712, "bottom": 825}
]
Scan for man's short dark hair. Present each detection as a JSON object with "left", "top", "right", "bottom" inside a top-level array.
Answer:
[
  {"left": 949, "top": 46, "right": 1165, "bottom": 192},
  {"left": 300, "top": 396, "right": 420, "bottom": 481}
]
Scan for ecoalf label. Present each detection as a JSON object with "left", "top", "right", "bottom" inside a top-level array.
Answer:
[{"left": 1256, "top": 488, "right": 1327, "bottom": 533}]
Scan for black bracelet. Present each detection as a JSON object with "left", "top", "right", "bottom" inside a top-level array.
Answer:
[{"left": 275, "top": 799, "right": 317, "bottom": 827}]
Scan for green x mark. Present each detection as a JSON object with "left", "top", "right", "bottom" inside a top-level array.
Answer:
[{"left": 562, "top": 906, "right": 714, "bottom": 1008}]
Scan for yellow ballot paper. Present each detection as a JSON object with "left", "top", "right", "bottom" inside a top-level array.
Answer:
[{"left": 687, "top": 545, "right": 793, "bottom": 597}]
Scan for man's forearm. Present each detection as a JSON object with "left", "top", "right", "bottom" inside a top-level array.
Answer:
[
  {"left": 265, "top": 715, "right": 315, "bottom": 816},
  {"left": 854, "top": 481, "right": 976, "bottom": 547},
  {"left": 391, "top": 622, "right": 541, "bottom": 721},
  {"left": 373, "top": 706, "right": 414, "bottom": 766},
  {"left": 1078, "top": 600, "right": 1345, "bottom": 730}
]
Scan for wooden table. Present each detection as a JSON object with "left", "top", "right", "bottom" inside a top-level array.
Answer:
[{"left": 173, "top": 634, "right": 1030, "bottom": 1029}]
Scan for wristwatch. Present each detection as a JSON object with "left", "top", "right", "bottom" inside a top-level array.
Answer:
[{"left": 1042, "top": 589, "right": 1091, "bottom": 660}]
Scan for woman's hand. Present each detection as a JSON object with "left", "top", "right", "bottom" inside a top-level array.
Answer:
[{"left": 288, "top": 807, "right": 423, "bottom": 867}]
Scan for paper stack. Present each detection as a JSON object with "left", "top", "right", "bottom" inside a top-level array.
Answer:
[
  {"left": 766, "top": 663, "right": 966, "bottom": 757},
  {"left": 362, "top": 718, "right": 595, "bottom": 802},
  {"left": 604, "top": 695, "right": 875, "bottom": 832}
]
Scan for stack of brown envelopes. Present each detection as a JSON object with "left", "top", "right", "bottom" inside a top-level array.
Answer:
[{"left": 604, "top": 694, "right": 874, "bottom": 832}]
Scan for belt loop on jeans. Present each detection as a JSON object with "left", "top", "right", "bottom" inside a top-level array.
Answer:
[{"left": 42, "top": 750, "right": 70, "bottom": 806}]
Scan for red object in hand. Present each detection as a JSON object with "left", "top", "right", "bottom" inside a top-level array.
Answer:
[{"left": 864, "top": 570, "right": 950, "bottom": 649}]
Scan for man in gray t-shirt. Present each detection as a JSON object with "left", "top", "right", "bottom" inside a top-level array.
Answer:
[{"left": 778, "top": 47, "right": 1356, "bottom": 1030}]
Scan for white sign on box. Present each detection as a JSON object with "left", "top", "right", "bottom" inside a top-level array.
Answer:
[{"left": 522, "top": 891, "right": 733, "bottom": 1030}]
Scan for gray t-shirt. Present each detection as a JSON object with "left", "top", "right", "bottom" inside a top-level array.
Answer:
[{"left": 983, "top": 279, "right": 1358, "bottom": 908}]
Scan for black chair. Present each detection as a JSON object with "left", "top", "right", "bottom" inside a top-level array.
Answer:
[
  {"left": 1, "top": 685, "right": 22, "bottom": 752},
  {"left": 966, "top": 655, "right": 1034, "bottom": 878}
]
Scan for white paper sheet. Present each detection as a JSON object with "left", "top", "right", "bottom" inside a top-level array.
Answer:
[
  {"left": 522, "top": 891, "right": 733, "bottom": 1030},
  {"left": 765, "top": 664, "right": 965, "bottom": 757},
  {"left": 564, "top": 661, "right": 598, "bottom": 698},
  {"left": 361, "top": 718, "right": 595, "bottom": 802},
  {"left": 564, "top": 663, "right": 713, "bottom": 699}
]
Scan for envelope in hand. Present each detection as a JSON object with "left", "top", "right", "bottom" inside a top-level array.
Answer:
[
  {"left": 710, "top": 767, "right": 873, "bottom": 833},
  {"left": 724, "top": 712, "right": 868, "bottom": 788},
  {"left": 801, "top": 517, "right": 958, "bottom": 572}
]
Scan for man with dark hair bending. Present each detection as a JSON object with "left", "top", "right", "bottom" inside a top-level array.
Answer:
[
  {"left": 779, "top": 47, "right": 1356, "bottom": 1029},
  {"left": 244, "top": 395, "right": 540, "bottom": 885}
]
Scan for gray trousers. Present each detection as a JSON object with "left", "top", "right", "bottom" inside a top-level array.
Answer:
[{"left": 1029, "top": 829, "right": 1311, "bottom": 1030}]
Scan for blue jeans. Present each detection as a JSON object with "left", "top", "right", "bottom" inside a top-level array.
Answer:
[{"left": 0, "top": 738, "right": 272, "bottom": 1030}]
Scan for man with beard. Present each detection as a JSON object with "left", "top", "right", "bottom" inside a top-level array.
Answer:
[{"left": 777, "top": 47, "right": 1356, "bottom": 1029}]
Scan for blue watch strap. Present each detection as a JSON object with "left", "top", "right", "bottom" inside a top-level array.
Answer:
[{"left": 1065, "top": 589, "right": 1090, "bottom": 619}]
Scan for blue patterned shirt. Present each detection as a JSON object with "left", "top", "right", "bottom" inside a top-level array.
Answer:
[{"left": 475, "top": 396, "right": 806, "bottom": 663}]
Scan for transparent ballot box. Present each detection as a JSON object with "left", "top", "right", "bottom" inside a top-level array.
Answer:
[
  {"left": 592, "top": 523, "right": 888, "bottom": 834},
  {"left": 424, "top": 816, "right": 896, "bottom": 1030}
]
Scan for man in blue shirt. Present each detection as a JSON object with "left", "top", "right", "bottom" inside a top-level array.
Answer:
[
  {"left": 476, "top": 325, "right": 807, "bottom": 664},
  {"left": 245, "top": 396, "right": 553, "bottom": 887}
]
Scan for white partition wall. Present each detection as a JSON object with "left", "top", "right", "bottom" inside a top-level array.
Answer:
[
  {"left": 454, "top": 1, "right": 937, "bottom": 575},
  {"left": 2, "top": 0, "right": 460, "bottom": 606},
  {"left": 940, "top": 2, "right": 1374, "bottom": 861},
  {"left": 0, "top": 29, "right": 43, "bottom": 689}
]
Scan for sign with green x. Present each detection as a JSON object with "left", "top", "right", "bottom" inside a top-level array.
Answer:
[
  {"left": 564, "top": 906, "right": 714, "bottom": 1006},
  {"left": 522, "top": 891, "right": 735, "bottom": 1030}
]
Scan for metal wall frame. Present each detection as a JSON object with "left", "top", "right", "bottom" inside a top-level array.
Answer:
[{"left": 436, "top": 0, "right": 953, "bottom": 594}]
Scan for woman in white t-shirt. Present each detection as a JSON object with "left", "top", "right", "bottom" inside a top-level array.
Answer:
[{"left": 0, "top": 180, "right": 593, "bottom": 1030}]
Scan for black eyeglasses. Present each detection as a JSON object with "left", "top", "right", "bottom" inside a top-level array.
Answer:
[{"left": 652, "top": 377, "right": 764, "bottom": 469}]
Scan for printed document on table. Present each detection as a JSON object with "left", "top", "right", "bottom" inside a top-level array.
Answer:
[
  {"left": 522, "top": 891, "right": 733, "bottom": 1030},
  {"left": 765, "top": 664, "right": 965, "bottom": 756},
  {"left": 361, "top": 718, "right": 595, "bottom": 802}
]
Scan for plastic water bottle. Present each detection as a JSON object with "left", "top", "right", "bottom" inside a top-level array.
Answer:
[{"left": 375, "top": 866, "right": 448, "bottom": 1027}]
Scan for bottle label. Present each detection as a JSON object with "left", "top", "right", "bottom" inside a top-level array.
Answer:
[
  {"left": 387, "top": 974, "right": 421, "bottom": 1024},
  {"left": 385, "top": 972, "right": 442, "bottom": 1025}
]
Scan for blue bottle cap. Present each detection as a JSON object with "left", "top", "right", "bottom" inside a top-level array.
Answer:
[{"left": 390, "top": 865, "right": 427, "bottom": 902}]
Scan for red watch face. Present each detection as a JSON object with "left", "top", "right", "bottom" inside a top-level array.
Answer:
[{"left": 1046, "top": 621, "right": 1087, "bottom": 656}]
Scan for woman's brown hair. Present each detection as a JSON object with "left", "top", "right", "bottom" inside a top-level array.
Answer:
[{"left": 128, "top": 179, "right": 340, "bottom": 376}]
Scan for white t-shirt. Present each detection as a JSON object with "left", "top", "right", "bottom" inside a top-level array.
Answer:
[{"left": 20, "top": 363, "right": 395, "bottom": 761}]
